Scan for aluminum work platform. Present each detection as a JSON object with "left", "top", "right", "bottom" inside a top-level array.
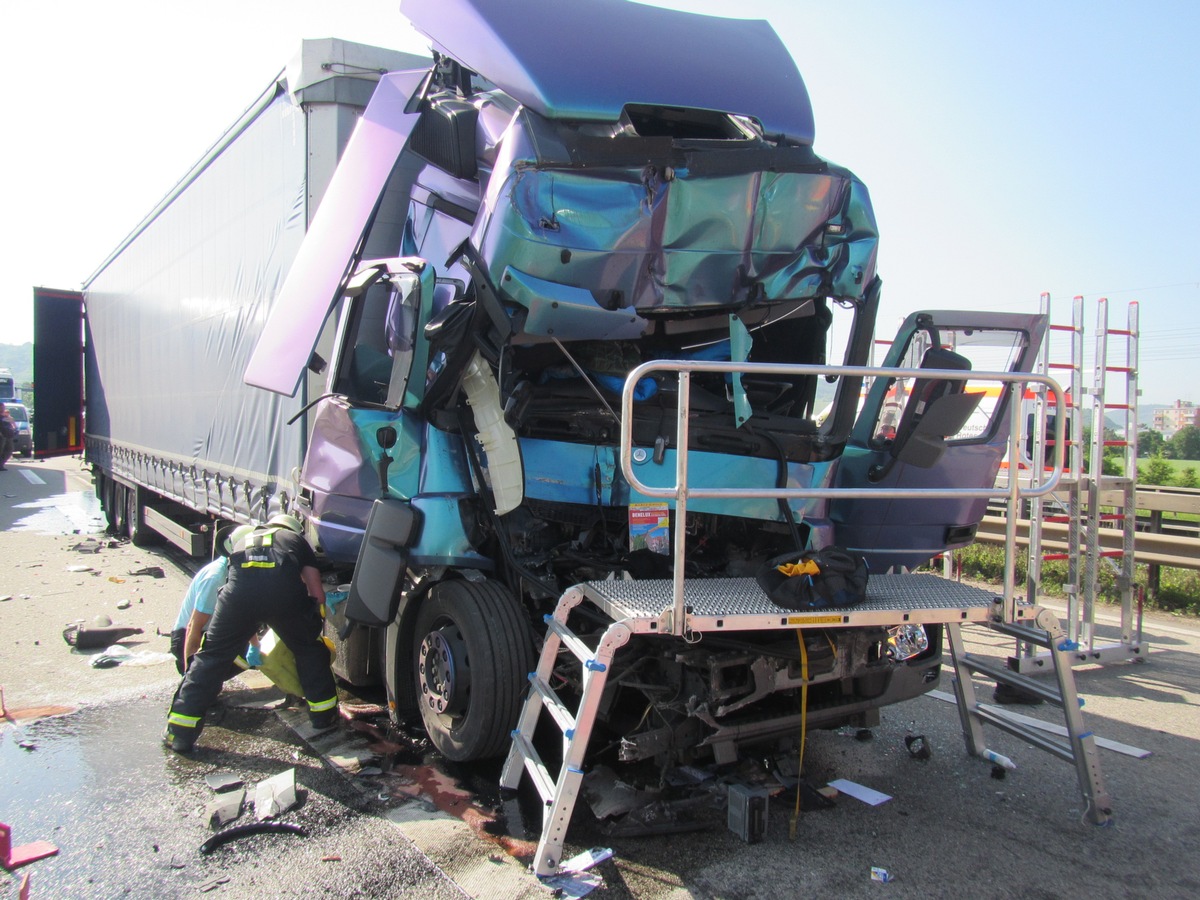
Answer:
[{"left": 573, "top": 572, "right": 1004, "bottom": 634}]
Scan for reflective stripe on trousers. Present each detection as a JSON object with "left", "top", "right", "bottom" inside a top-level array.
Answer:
[{"left": 307, "top": 695, "right": 338, "bottom": 713}]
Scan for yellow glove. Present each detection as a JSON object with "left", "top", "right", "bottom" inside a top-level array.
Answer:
[{"left": 776, "top": 559, "right": 821, "bottom": 577}]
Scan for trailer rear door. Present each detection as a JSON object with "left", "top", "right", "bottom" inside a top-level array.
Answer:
[{"left": 31, "top": 288, "right": 85, "bottom": 457}]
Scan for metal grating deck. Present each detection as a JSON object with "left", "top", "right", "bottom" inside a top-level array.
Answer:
[{"left": 577, "top": 573, "right": 1000, "bottom": 634}]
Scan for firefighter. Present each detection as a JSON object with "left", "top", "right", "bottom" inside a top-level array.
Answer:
[{"left": 163, "top": 514, "right": 338, "bottom": 753}]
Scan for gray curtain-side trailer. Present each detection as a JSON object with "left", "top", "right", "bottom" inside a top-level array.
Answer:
[{"left": 37, "top": 39, "right": 428, "bottom": 555}]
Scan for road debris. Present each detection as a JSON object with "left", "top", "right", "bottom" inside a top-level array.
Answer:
[
  {"left": 0, "top": 822, "right": 59, "bottom": 870},
  {"left": 62, "top": 622, "right": 144, "bottom": 649},
  {"left": 207, "top": 788, "right": 246, "bottom": 828},
  {"left": 127, "top": 566, "right": 165, "bottom": 578},
  {"left": 826, "top": 779, "right": 892, "bottom": 806},
  {"left": 254, "top": 768, "right": 298, "bottom": 819},
  {"left": 198, "top": 822, "right": 307, "bottom": 855},
  {"left": 205, "top": 773, "right": 244, "bottom": 792},
  {"left": 904, "top": 734, "right": 932, "bottom": 760},
  {"left": 871, "top": 866, "right": 893, "bottom": 883}
]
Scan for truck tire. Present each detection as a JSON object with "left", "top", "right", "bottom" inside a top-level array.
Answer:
[
  {"left": 126, "top": 488, "right": 156, "bottom": 547},
  {"left": 412, "top": 579, "right": 533, "bottom": 761},
  {"left": 99, "top": 474, "right": 118, "bottom": 533},
  {"left": 112, "top": 482, "right": 129, "bottom": 537}
]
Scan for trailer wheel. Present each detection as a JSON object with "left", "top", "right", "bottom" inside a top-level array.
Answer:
[
  {"left": 125, "top": 488, "right": 155, "bottom": 546},
  {"left": 99, "top": 474, "right": 118, "bottom": 533},
  {"left": 412, "top": 579, "right": 532, "bottom": 761}
]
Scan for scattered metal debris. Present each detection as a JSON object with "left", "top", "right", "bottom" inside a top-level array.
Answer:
[{"left": 127, "top": 566, "right": 165, "bottom": 578}]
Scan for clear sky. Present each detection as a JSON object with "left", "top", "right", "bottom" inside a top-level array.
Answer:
[{"left": 1, "top": 0, "right": 1196, "bottom": 403}]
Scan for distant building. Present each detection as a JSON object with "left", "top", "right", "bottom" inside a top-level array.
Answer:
[{"left": 1152, "top": 400, "right": 1200, "bottom": 438}]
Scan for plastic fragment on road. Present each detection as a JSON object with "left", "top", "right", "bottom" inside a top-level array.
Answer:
[
  {"left": 0, "top": 822, "right": 59, "bottom": 870},
  {"left": 871, "top": 866, "right": 893, "bottom": 883},
  {"left": 254, "top": 768, "right": 298, "bottom": 819},
  {"left": 128, "top": 566, "right": 165, "bottom": 578},
  {"left": 205, "top": 772, "right": 244, "bottom": 792},
  {"left": 65, "top": 565, "right": 92, "bottom": 573},
  {"left": 207, "top": 788, "right": 245, "bottom": 828},
  {"left": 826, "top": 779, "right": 892, "bottom": 806},
  {"left": 541, "top": 848, "right": 612, "bottom": 898}
]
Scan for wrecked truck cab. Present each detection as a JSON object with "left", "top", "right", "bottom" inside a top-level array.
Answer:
[{"left": 242, "top": 0, "right": 1042, "bottom": 766}]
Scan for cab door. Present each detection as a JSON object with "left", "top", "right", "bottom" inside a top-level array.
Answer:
[{"left": 831, "top": 310, "right": 1047, "bottom": 572}]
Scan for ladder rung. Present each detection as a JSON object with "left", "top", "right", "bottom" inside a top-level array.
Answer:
[
  {"left": 510, "top": 731, "right": 557, "bottom": 803},
  {"left": 1106, "top": 328, "right": 1134, "bottom": 336},
  {"left": 1048, "top": 324, "right": 1079, "bottom": 332},
  {"left": 1041, "top": 553, "right": 1071, "bottom": 561},
  {"left": 990, "top": 621, "right": 1053, "bottom": 648},
  {"left": 1102, "top": 404, "right": 1132, "bottom": 410},
  {"left": 960, "top": 653, "right": 1065, "bottom": 706},
  {"left": 1103, "top": 365, "right": 1134, "bottom": 373},
  {"left": 544, "top": 616, "right": 601, "bottom": 669},
  {"left": 1102, "top": 440, "right": 1128, "bottom": 447},
  {"left": 1047, "top": 362, "right": 1077, "bottom": 369},
  {"left": 972, "top": 706, "right": 1076, "bottom": 764},
  {"left": 529, "top": 674, "right": 577, "bottom": 736}
]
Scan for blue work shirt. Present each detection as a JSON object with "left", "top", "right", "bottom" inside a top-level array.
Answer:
[{"left": 172, "top": 558, "right": 230, "bottom": 630}]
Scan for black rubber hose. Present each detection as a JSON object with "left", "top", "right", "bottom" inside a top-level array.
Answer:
[{"left": 199, "top": 822, "right": 308, "bottom": 855}]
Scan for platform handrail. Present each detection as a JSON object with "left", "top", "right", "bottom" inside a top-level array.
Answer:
[{"left": 618, "top": 361, "right": 1066, "bottom": 635}]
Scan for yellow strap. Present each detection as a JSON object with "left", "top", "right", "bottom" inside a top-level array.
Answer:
[{"left": 789, "top": 629, "right": 809, "bottom": 841}]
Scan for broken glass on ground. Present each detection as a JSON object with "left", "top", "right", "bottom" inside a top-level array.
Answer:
[{"left": 254, "top": 768, "right": 298, "bottom": 819}]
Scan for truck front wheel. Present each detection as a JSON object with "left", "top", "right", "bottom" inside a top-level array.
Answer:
[{"left": 412, "top": 579, "right": 532, "bottom": 761}]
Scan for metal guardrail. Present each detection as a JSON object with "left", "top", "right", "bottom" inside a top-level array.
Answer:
[
  {"left": 976, "top": 515, "right": 1200, "bottom": 570},
  {"left": 619, "top": 361, "right": 1067, "bottom": 635}
]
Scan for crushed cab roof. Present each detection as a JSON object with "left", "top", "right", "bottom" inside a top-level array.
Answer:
[{"left": 400, "top": 0, "right": 815, "bottom": 144}]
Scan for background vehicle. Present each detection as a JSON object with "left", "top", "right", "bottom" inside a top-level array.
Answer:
[
  {"left": 38, "top": 0, "right": 1045, "bottom": 766},
  {"left": 6, "top": 401, "right": 33, "bottom": 457}
]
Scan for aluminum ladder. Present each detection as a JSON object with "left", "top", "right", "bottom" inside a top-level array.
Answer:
[
  {"left": 1018, "top": 294, "right": 1145, "bottom": 672},
  {"left": 946, "top": 606, "right": 1112, "bottom": 825}
]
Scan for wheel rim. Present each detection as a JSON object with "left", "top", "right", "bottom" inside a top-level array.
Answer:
[{"left": 417, "top": 623, "right": 471, "bottom": 717}]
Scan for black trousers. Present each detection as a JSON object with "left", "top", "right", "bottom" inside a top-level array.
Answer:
[{"left": 168, "top": 584, "right": 336, "bottom": 736}]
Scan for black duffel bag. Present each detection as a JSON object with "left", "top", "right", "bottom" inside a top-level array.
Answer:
[{"left": 755, "top": 547, "right": 869, "bottom": 611}]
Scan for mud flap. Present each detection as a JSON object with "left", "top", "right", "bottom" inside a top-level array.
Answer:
[{"left": 345, "top": 499, "right": 423, "bottom": 627}]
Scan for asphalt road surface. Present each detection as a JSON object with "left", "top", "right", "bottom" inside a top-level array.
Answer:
[{"left": 2, "top": 455, "right": 1199, "bottom": 899}]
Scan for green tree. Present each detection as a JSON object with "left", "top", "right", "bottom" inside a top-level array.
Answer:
[
  {"left": 1178, "top": 467, "right": 1199, "bottom": 488},
  {"left": 1138, "top": 428, "right": 1165, "bottom": 456},
  {"left": 1140, "top": 454, "right": 1175, "bottom": 486},
  {"left": 1168, "top": 425, "right": 1200, "bottom": 461}
]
